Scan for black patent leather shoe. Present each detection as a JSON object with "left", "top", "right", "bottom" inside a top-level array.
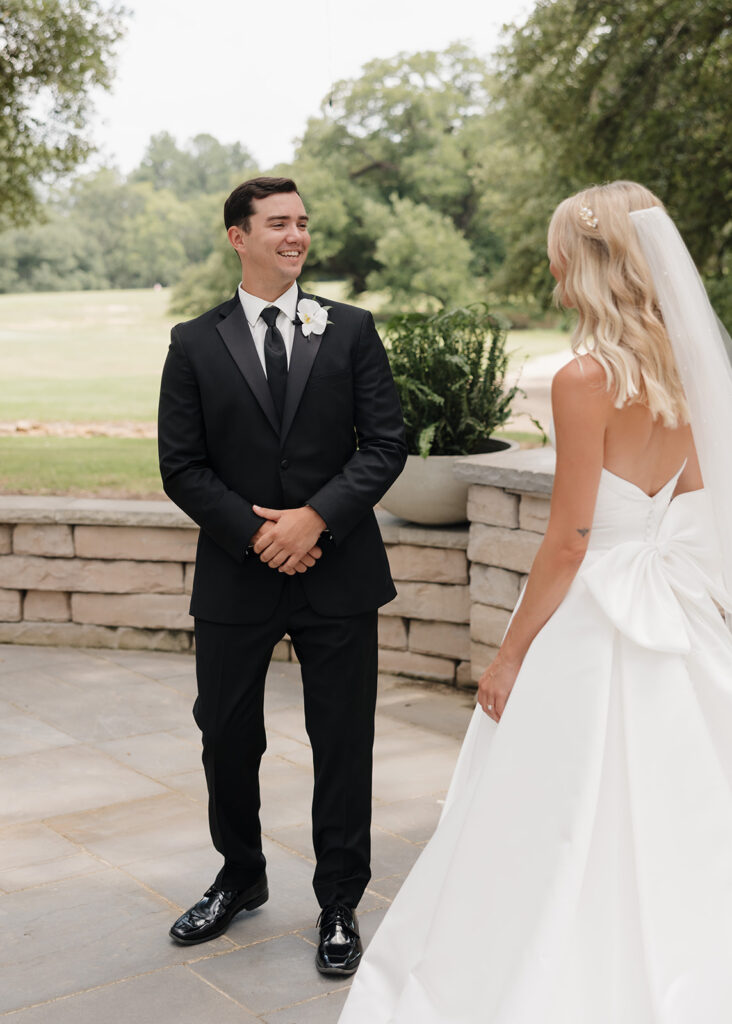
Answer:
[
  {"left": 315, "top": 904, "right": 362, "bottom": 975},
  {"left": 169, "top": 872, "right": 268, "bottom": 945}
]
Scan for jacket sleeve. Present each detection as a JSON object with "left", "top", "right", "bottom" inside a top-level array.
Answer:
[
  {"left": 157, "top": 327, "right": 265, "bottom": 561},
  {"left": 306, "top": 311, "right": 407, "bottom": 544}
]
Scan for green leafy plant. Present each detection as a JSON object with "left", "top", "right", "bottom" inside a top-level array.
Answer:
[{"left": 385, "top": 304, "right": 519, "bottom": 457}]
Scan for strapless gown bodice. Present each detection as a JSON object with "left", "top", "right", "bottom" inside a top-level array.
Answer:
[
  {"left": 589, "top": 464, "right": 693, "bottom": 548},
  {"left": 579, "top": 469, "right": 729, "bottom": 654}
]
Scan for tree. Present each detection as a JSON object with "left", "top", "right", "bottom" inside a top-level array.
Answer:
[
  {"left": 285, "top": 153, "right": 385, "bottom": 293},
  {"left": 292, "top": 44, "right": 503, "bottom": 298},
  {"left": 494, "top": 0, "right": 732, "bottom": 316},
  {"left": 169, "top": 240, "right": 240, "bottom": 318},
  {"left": 131, "top": 132, "right": 257, "bottom": 200},
  {"left": 366, "top": 195, "right": 477, "bottom": 308},
  {"left": 107, "top": 184, "right": 190, "bottom": 288},
  {"left": 0, "top": 0, "right": 126, "bottom": 226},
  {"left": 0, "top": 215, "right": 108, "bottom": 291},
  {"left": 0, "top": 166, "right": 225, "bottom": 295}
]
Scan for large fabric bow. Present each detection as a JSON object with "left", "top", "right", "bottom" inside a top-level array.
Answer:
[{"left": 581, "top": 494, "right": 729, "bottom": 653}]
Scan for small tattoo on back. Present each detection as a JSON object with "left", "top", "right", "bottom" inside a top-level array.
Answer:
[{"left": 577, "top": 527, "right": 590, "bottom": 537}]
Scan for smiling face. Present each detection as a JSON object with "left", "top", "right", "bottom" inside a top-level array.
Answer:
[{"left": 227, "top": 191, "right": 311, "bottom": 301}]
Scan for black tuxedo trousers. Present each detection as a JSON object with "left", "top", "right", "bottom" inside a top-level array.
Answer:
[
  {"left": 158, "top": 292, "right": 407, "bottom": 907},
  {"left": 195, "top": 578, "right": 378, "bottom": 904}
]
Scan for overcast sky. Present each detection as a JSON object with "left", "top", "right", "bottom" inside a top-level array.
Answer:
[{"left": 91, "top": 0, "right": 533, "bottom": 173}]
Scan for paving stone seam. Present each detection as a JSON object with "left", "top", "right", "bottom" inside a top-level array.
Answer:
[
  {"left": 1, "top": 697, "right": 197, "bottom": 751},
  {"left": 187, "top": 945, "right": 312, "bottom": 1016},
  {"left": 159, "top": 729, "right": 203, "bottom": 749},
  {"left": 260, "top": 980, "right": 352, "bottom": 1017},
  {"left": 265, "top": 726, "right": 311, "bottom": 746},
  {"left": 45, "top": 786, "right": 203, "bottom": 833},
  {"left": 377, "top": 788, "right": 448, "bottom": 802},
  {"left": 34, "top": 827, "right": 188, "bottom": 914},
  {"left": 0, "top": 735, "right": 77, "bottom": 759},
  {"left": 92, "top": 649, "right": 194, "bottom": 686},
  {"left": 34, "top": 822, "right": 125, "bottom": 875},
  {"left": 269, "top": 752, "right": 313, "bottom": 775},
  {"left": 275, "top": 982, "right": 352, "bottom": 1005},
  {"left": 260, "top": 816, "right": 311, "bottom": 831},
  {"left": 229, "top": 927, "right": 313, "bottom": 950},
  {"left": 366, "top": 874, "right": 405, "bottom": 894},
  {"left": 102, "top": 760, "right": 209, "bottom": 805},
  {"left": 181, "top": 962, "right": 260, "bottom": 1015},
  {"left": 370, "top": 822, "right": 429, "bottom": 848},
  {"left": 263, "top": 832, "right": 317, "bottom": 865},
  {"left": 0, "top": 963, "right": 203, "bottom": 1017},
  {"left": 267, "top": 752, "right": 314, "bottom": 774},
  {"left": 82, "top": 725, "right": 201, "bottom": 746},
  {"left": 114, "top": 862, "right": 199, "bottom": 913},
  {"left": 0, "top": 858, "right": 106, "bottom": 895},
  {"left": 195, "top": 928, "right": 311, "bottom": 955}
]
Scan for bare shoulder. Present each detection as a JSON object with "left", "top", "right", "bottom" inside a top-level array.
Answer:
[
  {"left": 552, "top": 353, "right": 607, "bottom": 393},
  {"left": 552, "top": 354, "right": 611, "bottom": 428}
]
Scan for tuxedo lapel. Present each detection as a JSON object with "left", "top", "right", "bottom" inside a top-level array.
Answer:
[
  {"left": 216, "top": 299, "right": 280, "bottom": 436},
  {"left": 280, "top": 317, "right": 323, "bottom": 445}
]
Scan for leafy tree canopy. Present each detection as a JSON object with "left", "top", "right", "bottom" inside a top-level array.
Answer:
[
  {"left": 366, "top": 195, "right": 476, "bottom": 308},
  {"left": 0, "top": 150, "right": 234, "bottom": 295},
  {"left": 131, "top": 131, "right": 256, "bottom": 200},
  {"left": 293, "top": 43, "right": 503, "bottom": 296},
  {"left": 3, "top": 11, "right": 728, "bottom": 321},
  {"left": 494, "top": 0, "right": 732, "bottom": 314},
  {"left": 0, "top": 0, "right": 126, "bottom": 227}
]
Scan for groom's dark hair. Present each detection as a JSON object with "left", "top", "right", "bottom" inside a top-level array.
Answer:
[{"left": 224, "top": 176, "right": 300, "bottom": 232}]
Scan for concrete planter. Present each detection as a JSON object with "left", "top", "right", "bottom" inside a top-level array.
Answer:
[{"left": 381, "top": 439, "right": 518, "bottom": 526}]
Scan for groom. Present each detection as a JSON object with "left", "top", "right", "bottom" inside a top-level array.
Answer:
[{"left": 158, "top": 176, "right": 406, "bottom": 974}]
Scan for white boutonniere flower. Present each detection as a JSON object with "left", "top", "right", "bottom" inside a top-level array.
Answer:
[{"left": 297, "top": 297, "right": 332, "bottom": 337}]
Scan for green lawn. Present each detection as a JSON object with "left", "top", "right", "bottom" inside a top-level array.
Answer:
[
  {"left": 0, "top": 288, "right": 568, "bottom": 425},
  {"left": 0, "top": 437, "right": 163, "bottom": 498},
  {"left": 0, "top": 288, "right": 565, "bottom": 495},
  {"left": 0, "top": 289, "right": 175, "bottom": 423}
]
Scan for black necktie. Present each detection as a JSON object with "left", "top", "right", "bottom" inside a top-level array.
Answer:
[{"left": 260, "top": 305, "right": 288, "bottom": 424}]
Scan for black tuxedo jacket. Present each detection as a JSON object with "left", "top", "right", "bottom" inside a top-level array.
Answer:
[{"left": 158, "top": 289, "right": 407, "bottom": 623}]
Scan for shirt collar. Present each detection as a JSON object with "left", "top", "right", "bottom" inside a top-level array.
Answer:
[{"left": 237, "top": 281, "right": 299, "bottom": 329}]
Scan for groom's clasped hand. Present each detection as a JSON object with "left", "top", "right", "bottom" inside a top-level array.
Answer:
[{"left": 250, "top": 502, "right": 325, "bottom": 574}]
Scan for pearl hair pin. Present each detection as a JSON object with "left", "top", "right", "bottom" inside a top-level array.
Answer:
[{"left": 579, "top": 203, "right": 599, "bottom": 229}]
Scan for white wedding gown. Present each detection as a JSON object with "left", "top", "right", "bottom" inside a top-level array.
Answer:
[{"left": 340, "top": 465, "right": 732, "bottom": 1023}]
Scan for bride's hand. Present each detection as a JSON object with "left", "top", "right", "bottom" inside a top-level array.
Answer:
[{"left": 477, "top": 653, "right": 521, "bottom": 723}]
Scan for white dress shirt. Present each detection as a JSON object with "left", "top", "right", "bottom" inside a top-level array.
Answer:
[
  {"left": 237, "top": 281, "right": 298, "bottom": 376},
  {"left": 237, "top": 279, "right": 332, "bottom": 550}
]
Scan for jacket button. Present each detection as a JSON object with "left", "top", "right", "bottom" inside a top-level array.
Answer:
[{"left": 280, "top": 458, "right": 289, "bottom": 469}]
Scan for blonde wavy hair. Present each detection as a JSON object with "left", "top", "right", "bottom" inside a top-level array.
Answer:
[{"left": 547, "top": 180, "right": 688, "bottom": 426}]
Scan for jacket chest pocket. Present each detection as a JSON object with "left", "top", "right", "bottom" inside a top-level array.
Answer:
[{"left": 307, "top": 369, "right": 352, "bottom": 388}]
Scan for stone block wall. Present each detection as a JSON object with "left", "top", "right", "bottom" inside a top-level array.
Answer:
[
  {"left": 455, "top": 447, "right": 555, "bottom": 682},
  {"left": 379, "top": 520, "right": 470, "bottom": 686},
  {"left": 0, "top": 448, "right": 555, "bottom": 686},
  {"left": 0, "top": 498, "right": 471, "bottom": 682},
  {"left": 0, "top": 501, "right": 198, "bottom": 653}
]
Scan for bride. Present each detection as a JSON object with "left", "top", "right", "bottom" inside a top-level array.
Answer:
[{"left": 338, "top": 181, "right": 732, "bottom": 1023}]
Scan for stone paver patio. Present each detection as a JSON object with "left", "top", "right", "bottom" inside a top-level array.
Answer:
[{"left": 0, "top": 643, "right": 473, "bottom": 1022}]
